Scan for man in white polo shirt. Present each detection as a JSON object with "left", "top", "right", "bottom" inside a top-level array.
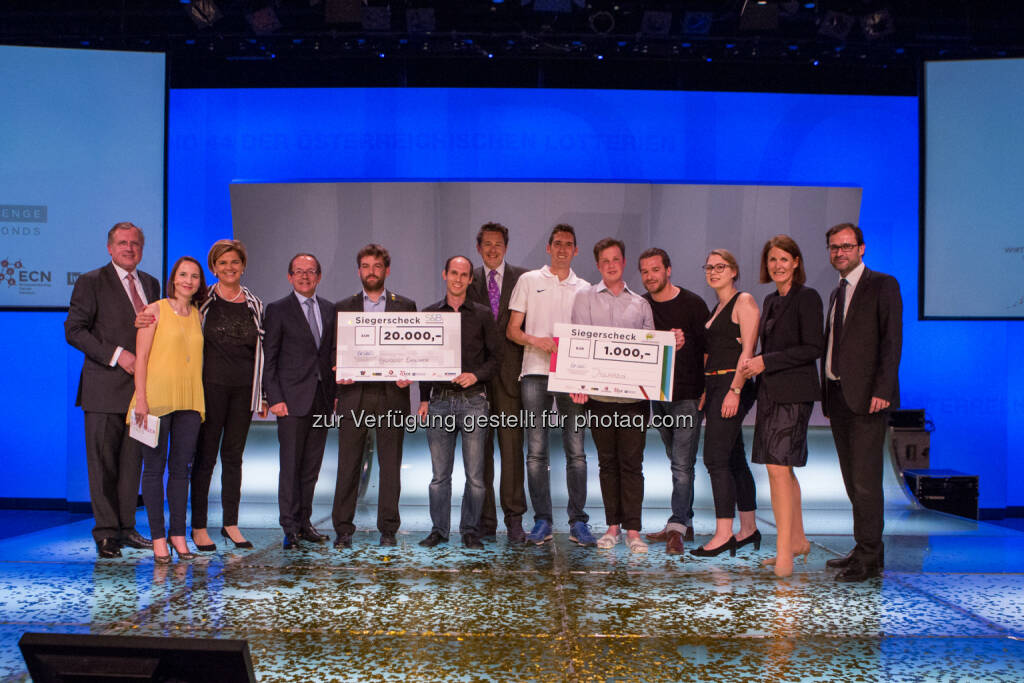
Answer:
[{"left": 506, "top": 224, "right": 595, "bottom": 546}]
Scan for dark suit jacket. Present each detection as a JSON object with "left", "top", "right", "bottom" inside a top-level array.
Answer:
[
  {"left": 65, "top": 263, "right": 161, "bottom": 413},
  {"left": 758, "top": 283, "right": 825, "bottom": 404},
  {"left": 262, "top": 291, "right": 336, "bottom": 417},
  {"left": 466, "top": 263, "right": 525, "bottom": 398},
  {"left": 334, "top": 290, "right": 417, "bottom": 414},
  {"left": 822, "top": 267, "right": 902, "bottom": 416}
]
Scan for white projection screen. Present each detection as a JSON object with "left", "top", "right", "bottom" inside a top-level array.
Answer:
[{"left": 923, "top": 57, "right": 1024, "bottom": 319}]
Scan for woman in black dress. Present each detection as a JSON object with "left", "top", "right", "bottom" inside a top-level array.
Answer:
[
  {"left": 691, "top": 249, "right": 761, "bottom": 558},
  {"left": 741, "top": 235, "right": 824, "bottom": 578}
]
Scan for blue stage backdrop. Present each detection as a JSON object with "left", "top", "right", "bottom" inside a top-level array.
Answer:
[{"left": 3, "top": 87, "right": 1020, "bottom": 512}]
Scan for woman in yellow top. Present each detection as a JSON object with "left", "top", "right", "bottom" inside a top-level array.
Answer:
[{"left": 131, "top": 256, "right": 206, "bottom": 563}]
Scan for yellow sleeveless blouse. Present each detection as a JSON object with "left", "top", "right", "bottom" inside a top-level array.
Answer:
[{"left": 129, "top": 298, "right": 205, "bottom": 421}]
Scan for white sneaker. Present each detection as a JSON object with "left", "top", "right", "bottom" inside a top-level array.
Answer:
[{"left": 596, "top": 531, "right": 620, "bottom": 549}]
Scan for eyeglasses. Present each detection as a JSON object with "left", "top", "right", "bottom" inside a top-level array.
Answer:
[
  {"left": 291, "top": 269, "right": 318, "bottom": 277},
  {"left": 702, "top": 264, "right": 730, "bottom": 274},
  {"left": 828, "top": 243, "right": 859, "bottom": 254}
]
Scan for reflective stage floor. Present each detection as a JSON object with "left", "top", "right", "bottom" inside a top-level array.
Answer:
[{"left": 2, "top": 427, "right": 1023, "bottom": 681}]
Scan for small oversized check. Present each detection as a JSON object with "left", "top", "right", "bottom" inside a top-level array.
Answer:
[
  {"left": 547, "top": 323, "right": 676, "bottom": 401},
  {"left": 336, "top": 311, "right": 461, "bottom": 381}
]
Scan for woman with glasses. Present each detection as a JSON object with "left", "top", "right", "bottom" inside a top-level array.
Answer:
[
  {"left": 740, "top": 235, "right": 824, "bottom": 578},
  {"left": 691, "top": 249, "right": 761, "bottom": 559}
]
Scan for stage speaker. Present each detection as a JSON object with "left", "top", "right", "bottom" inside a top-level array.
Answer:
[
  {"left": 19, "top": 633, "right": 255, "bottom": 682},
  {"left": 904, "top": 469, "right": 979, "bottom": 520}
]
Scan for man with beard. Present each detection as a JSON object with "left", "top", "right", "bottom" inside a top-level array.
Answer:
[
  {"left": 638, "top": 248, "right": 709, "bottom": 555},
  {"left": 822, "top": 223, "right": 902, "bottom": 582},
  {"left": 333, "top": 244, "right": 417, "bottom": 548}
]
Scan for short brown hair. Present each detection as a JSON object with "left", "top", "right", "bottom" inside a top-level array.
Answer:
[
  {"left": 593, "top": 237, "right": 625, "bottom": 262},
  {"left": 356, "top": 243, "right": 391, "bottom": 269},
  {"left": 706, "top": 249, "right": 739, "bottom": 282},
  {"left": 759, "top": 235, "right": 807, "bottom": 286},
  {"left": 166, "top": 256, "right": 207, "bottom": 308},
  {"left": 638, "top": 247, "right": 671, "bottom": 270},
  {"left": 548, "top": 224, "right": 577, "bottom": 246},
  {"left": 207, "top": 239, "right": 248, "bottom": 271},
  {"left": 107, "top": 222, "right": 145, "bottom": 246},
  {"left": 476, "top": 222, "right": 508, "bottom": 247},
  {"left": 825, "top": 222, "right": 864, "bottom": 246}
]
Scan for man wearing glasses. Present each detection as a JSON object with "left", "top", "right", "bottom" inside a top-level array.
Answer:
[
  {"left": 263, "top": 253, "right": 336, "bottom": 549},
  {"left": 821, "top": 223, "right": 902, "bottom": 582}
]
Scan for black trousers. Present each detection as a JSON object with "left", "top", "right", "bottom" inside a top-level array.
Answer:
[
  {"left": 333, "top": 385, "right": 405, "bottom": 536},
  {"left": 141, "top": 410, "right": 201, "bottom": 539},
  {"left": 479, "top": 378, "right": 527, "bottom": 532},
  {"left": 702, "top": 374, "right": 756, "bottom": 519},
  {"left": 192, "top": 383, "right": 254, "bottom": 529},
  {"left": 276, "top": 383, "right": 329, "bottom": 535},
  {"left": 83, "top": 411, "right": 143, "bottom": 543},
  {"left": 827, "top": 380, "right": 887, "bottom": 564},
  {"left": 588, "top": 400, "right": 647, "bottom": 530}
]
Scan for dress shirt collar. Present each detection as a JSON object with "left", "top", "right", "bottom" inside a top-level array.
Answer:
[
  {"left": 595, "top": 280, "right": 636, "bottom": 297},
  {"left": 485, "top": 262, "right": 506, "bottom": 282},
  {"left": 293, "top": 290, "right": 318, "bottom": 308},
  {"left": 111, "top": 262, "right": 137, "bottom": 281},
  {"left": 841, "top": 261, "right": 866, "bottom": 290}
]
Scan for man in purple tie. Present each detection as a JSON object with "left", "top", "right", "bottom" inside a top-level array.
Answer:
[{"left": 466, "top": 223, "right": 529, "bottom": 543}]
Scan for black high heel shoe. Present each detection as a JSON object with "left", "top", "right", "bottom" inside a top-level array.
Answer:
[
  {"left": 191, "top": 531, "right": 216, "bottom": 552},
  {"left": 170, "top": 540, "right": 196, "bottom": 561},
  {"left": 735, "top": 529, "right": 762, "bottom": 551},
  {"left": 221, "top": 527, "right": 253, "bottom": 549},
  {"left": 690, "top": 536, "right": 737, "bottom": 557}
]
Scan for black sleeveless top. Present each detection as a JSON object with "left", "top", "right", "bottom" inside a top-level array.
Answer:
[{"left": 705, "top": 292, "right": 743, "bottom": 372}]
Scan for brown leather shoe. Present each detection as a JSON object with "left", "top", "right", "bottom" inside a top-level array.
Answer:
[
  {"left": 645, "top": 528, "right": 669, "bottom": 543},
  {"left": 666, "top": 530, "right": 685, "bottom": 555},
  {"left": 684, "top": 526, "right": 694, "bottom": 542}
]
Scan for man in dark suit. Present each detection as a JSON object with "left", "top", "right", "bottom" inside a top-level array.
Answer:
[
  {"left": 65, "top": 222, "right": 160, "bottom": 558},
  {"left": 466, "top": 222, "right": 529, "bottom": 543},
  {"left": 263, "top": 253, "right": 336, "bottom": 549},
  {"left": 333, "top": 244, "right": 416, "bottom": 548},
  {"left": 822, "top": 223, "right": 902, "bottom": 582}
]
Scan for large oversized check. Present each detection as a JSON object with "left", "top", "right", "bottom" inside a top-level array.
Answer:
[
  {"left": 336, "top": 311, "right": 461, "bottom": 381},
  {"left": 548, "top": 323, "right": 676, "bottom": 401}
]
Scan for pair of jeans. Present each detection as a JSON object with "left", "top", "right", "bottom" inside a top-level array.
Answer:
[
  {"left": 141, "top": 410, "right": 201, "bottom": 539},
  {"left": 651, "top": 398, "right": 702, "bottom": 530},
  {"left": 519, "top": 375, "right": 588, "bottom": 525},
  {"left": 192, "top": 382, "right": 254, "bottom": 529},
  {"left": 426, "top": 390, "right": 489, "bottom": 538}
]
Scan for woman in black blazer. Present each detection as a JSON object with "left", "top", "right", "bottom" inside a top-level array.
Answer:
[{"left": 741, "top": 235, "right": 824, "bottom": 578}]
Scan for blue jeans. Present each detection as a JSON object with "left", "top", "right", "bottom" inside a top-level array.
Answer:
[
  {"left": 426, "top": 391, "right": 489, "bottom": 537},
  {"left": 520, "top": 375, "right": 588, "bottom": 525},
  {"left": 651, "top": 399, "right": 702, "bottom": 530}
]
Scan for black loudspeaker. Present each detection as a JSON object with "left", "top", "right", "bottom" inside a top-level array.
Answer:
[
  {"left": 19, "top": 633, "right": 255, "bottom": 682},
  {"left": 904, "top": 469, "right": 979, "bottom": 520}
]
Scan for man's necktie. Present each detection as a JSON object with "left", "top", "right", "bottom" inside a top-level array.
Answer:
[
  {"left": 487, "top": 269, "right": 500, "bottom": 320},
  {"left": 304, "top": 298, "right": 321, "bottom": 348},
  {"left": 830, "top": 278, "right": 848, "bottom": 378},
  {"left": 125, "top": 273, "right": 145, "bottom": 313}
]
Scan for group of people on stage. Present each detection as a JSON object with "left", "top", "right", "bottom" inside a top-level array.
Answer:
[{"left": 65, "top": 219, "right": 901, "bottom": 583}]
